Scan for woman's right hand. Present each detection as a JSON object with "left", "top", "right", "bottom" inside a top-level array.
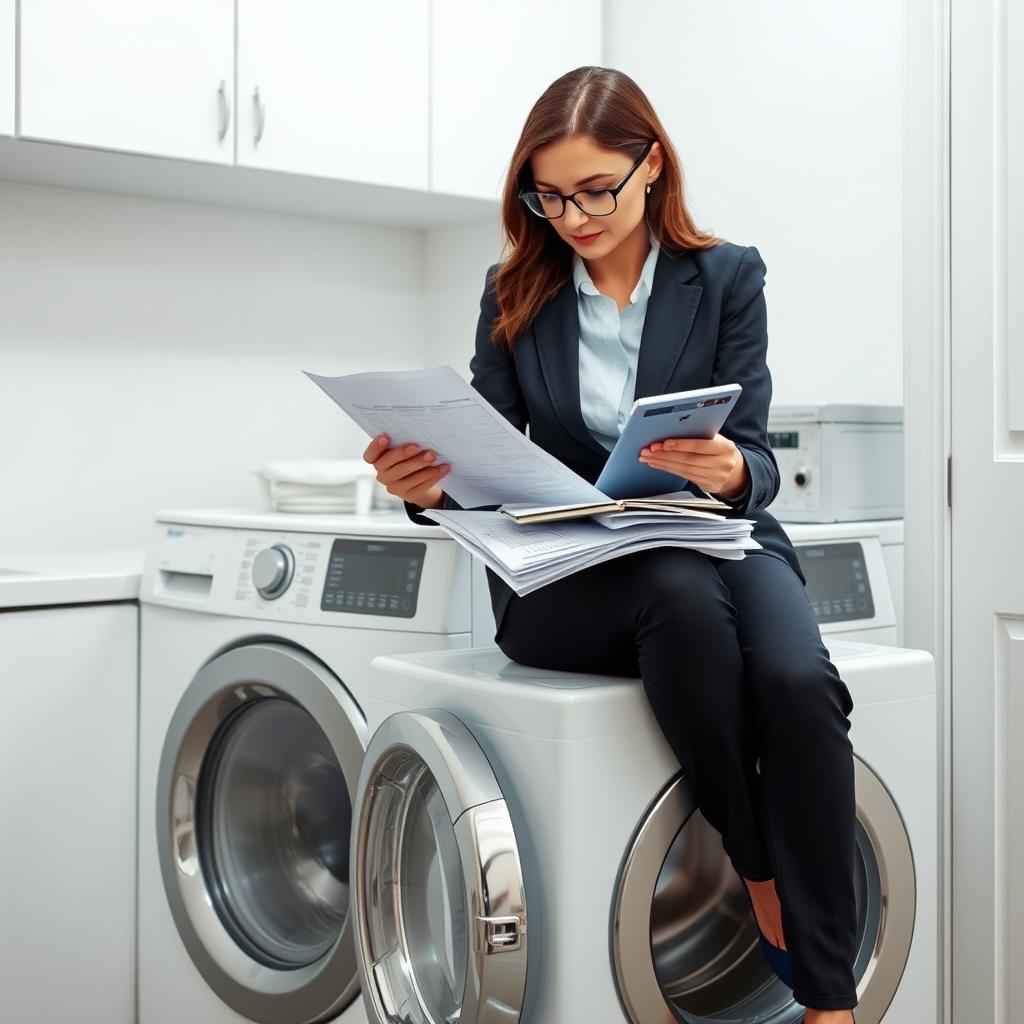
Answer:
[{"left": 362, "top": 433, "right": 450, "bottom": 510}]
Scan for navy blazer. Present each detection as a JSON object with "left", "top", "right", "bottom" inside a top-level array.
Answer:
[{"left": 406, "top": 240, "right": 804, "bottom": 639}]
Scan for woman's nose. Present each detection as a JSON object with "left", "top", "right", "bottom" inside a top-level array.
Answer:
[{"left": 564, "top": 207, "right": 591, "bottom": 232}]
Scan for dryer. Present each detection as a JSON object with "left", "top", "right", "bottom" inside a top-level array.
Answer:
[
  {"left": 781, "top": 519, "right": 905, "bottom": 645},
  {"left": 138, "top": 508, "right": 495, "bottom": 1024},
  {"left": 353, "top": 640, "right": 937, "bottom": 1024}
]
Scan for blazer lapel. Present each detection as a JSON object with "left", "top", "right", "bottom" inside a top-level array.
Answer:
[
  {"left": 633, "top": 245, "right": 703, "bottom": 400},
  {"left": 533, "top": 244, "right": 704, "bottom": 457},
  {"left": 533, "top": 277, "right": 609, "bottom": 456}
]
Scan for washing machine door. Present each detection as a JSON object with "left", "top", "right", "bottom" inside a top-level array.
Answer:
[
  {"left": 157, "top": 642, "right": 367, "bottom": 1024},
  {"left": 611, "top": 756, "right": 915, "bottom": 1024},
  {"left": 351, "top": 708, "right": 528, "bottom": 1024}
]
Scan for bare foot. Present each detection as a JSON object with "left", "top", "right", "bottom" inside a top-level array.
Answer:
[
  {"left": 803, "top": 1011, "right": 854, "bottom": 1023},
  {"left": 742, "top": 876, "right": 787, "bottom": 950}
]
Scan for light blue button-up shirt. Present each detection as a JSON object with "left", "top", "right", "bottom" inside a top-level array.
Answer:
[{"left": 573, "top": 229, "right": 661, "bottom": 451}]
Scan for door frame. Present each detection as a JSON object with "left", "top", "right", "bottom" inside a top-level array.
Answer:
[{"left": 903, "top": 0, "right": 951, "bottom": 1020}]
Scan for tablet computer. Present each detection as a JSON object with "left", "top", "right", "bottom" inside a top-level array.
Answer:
[{"left": 594, "top": 383, "right": 743, "bottom": 499}]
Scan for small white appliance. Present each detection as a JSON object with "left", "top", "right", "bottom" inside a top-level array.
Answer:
[
  {"left": 781, "top": 519, "right": 904, "bottom": 645},
  {"left": 767, "top": 404, "right": 904, "bottom": 521},
  {"left": 137, "top": 508, "right": 494, "bottom": 1024},
  {"left": 352, "top": 640, "right": 937, "bottom": 1024}
]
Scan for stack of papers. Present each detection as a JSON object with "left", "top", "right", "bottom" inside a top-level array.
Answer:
[
  {"left": 420, "top": 508, "right": 760, "bottom": 596},
  {"left": 304, "top": 365, "right": 760, "bottom": 596}
]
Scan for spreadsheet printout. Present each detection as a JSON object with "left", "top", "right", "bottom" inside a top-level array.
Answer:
[{"left": 304, "top": 365, "right": 609, "bottom": 508}]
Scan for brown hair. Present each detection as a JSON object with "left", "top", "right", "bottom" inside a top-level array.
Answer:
[{"left": 489, "top": 66, "right": 723, "bottom": 354}]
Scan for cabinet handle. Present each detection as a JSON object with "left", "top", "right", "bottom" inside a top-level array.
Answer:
[
  {"left": 217, "top": 79, "right": 231, "bottom": 142},
  {"left": 253, "top": 86, "right": 266, "bottom": 145}
]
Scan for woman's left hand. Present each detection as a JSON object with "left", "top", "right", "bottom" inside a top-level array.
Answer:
[{"left": 638, "top": 433, "right": 749, "bottom": 500}]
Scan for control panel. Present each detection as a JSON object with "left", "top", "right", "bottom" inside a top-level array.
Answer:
[
  {"left": 768, "top": 423, "right": 822, "bottom": 514},
  {"left": 238, "top": 533, "right": 322, "bottom": 610},
  {"left": 795, "top": 541, "right": 875, "bottom": 623},
  {"left": 141, "top": 517, "right": 473, "bottom": 634},
  {"left": 320, "top": 538, "right": 426, "bottom": 618}
]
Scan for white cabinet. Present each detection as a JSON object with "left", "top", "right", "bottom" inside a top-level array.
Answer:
[
  {"left": 0, "top": 0, "right": 13, "bottom": 136},
  {"left": 237, "top": 0, "right": 429, "bottom": 188},
  {"left": 0, "top": 602, "right": 137, "bottom": 1024},
  {"left": 20, "top": 0, "right": 234, "bottom": 163},
  {"left": 430, "top": 0, "right": 603, "bottom": 200}
]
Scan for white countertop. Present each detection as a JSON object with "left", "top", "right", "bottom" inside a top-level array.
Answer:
[{"left": 0, "top": 548, "right": 145, "bottom": 609}]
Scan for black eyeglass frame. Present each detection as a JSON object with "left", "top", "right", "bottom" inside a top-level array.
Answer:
[{"left": 518, "top": 139, "right": 655, "bottom": 220}]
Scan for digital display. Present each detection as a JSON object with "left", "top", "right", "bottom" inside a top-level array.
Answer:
[
  {"left": 642, "top": 396, "right": 732, "bottom": 417},
  {"left": 769, "top": 430, "right": 800, "bottom": 449},
  {"left": 794, "top": 542, "right": 874, "bottom": 623},
  {"left": 320, "top": 538, "right": 426, "bottom": 618}
]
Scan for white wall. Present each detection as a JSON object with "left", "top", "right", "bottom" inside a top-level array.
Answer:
[
  {"left": 604, "top": 0, "right": 903, "bottom": 406},
  {"left": 423, "top": 218, "right": 504, "bottom": 372},
  {"left": 1, "top": 1, "right": 905, "bottom": 553},
  {"left": 425, "top": 2, "right": 904, "bottom": 405},
  {"left": 0, "top": 182, "right": 427, "bottom": 553}
]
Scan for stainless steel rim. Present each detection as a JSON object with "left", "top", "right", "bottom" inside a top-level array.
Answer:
[
  {"left": 611, "top": 755, "right": 916, "bottom": 1024},
  {"left": 156, "top": 642, "right": 368, "bottom": 1024},
  {"left": 352, "top": 708, "right": 528, "bottom": 1024}
]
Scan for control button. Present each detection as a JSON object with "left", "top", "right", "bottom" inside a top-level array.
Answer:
[
  {"left": 252, "top": 544, "right": 295, "bottom": 600},
  {"left": 793, "top": 467, "right": 812, "bottom": 488}
]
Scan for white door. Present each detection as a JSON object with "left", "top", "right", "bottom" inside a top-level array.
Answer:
[
  {"left": 19, "top": 0, "right": 234, "bottom": 162},
  {"left": 950, "top": 0, "right": 1024, "bottom": 1020},
  {"left": 430, "top": 0, "right": 602, "bottom": 200},
  {"left": 0, "top": 0, "right": 13, "bottom": 136},
  {"left": 237, "top": 0, "right": 428, "bottom": 188}
]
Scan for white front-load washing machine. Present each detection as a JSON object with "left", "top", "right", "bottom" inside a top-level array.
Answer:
[
  {"left": 353, "top": 640, "right": 937, "bottom": 1024},
  {"left": 138, "top": 508, "right": 495, "bottom": 1024}
]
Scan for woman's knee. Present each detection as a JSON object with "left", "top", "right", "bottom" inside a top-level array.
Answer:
[
  {"left": 748, "top": 647, "right": 855, "bottom": 724},
  {"left": 634, "top": 549, "right": 737, "bottom": 632}
]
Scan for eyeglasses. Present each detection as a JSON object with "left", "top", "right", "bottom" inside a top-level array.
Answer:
[{"left": 518, "top": 139, "right": 655, "bottom": 220}]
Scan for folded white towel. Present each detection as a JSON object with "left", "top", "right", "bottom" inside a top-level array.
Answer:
[
  {"left": 251, "top": 458, "right": 377, "bottom": 486},
  {"left": 251, "top": 458, "right": 400, "bottom": 514}
]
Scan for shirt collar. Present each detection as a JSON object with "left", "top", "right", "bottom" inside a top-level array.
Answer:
[{"left": 573, "top": 228, "right": 661, "bottom": 302}]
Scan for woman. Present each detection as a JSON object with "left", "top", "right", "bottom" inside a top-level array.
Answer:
[{"left": 365, "top": 66, "right": 858, "bottom": 1023}]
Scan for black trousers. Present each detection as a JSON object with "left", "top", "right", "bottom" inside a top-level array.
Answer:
[{"left": 494, "top": 546, "right": 858, "bottom": 1011}]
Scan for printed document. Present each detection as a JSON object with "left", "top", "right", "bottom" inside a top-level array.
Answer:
[{"left": 305, "top": 365, "right": 607, "bottom": 508}]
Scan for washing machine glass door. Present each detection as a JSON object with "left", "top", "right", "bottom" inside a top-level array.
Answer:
[
  {"left": 202, "top": 696, "right": 348, "bottom": 965},
  {"left": 352, "top": 708, "right": 528, "bottom": 1024},
  {"left": 157, "top": 642, "right": 368, "bottom": 1024},
  {"left": 611, "top": 758, "right": 915, "bottom": 1024}
]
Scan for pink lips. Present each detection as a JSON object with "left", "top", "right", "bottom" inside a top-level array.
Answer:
[{"left": 573, "top": 232, "right": 602, "bottom": 244}]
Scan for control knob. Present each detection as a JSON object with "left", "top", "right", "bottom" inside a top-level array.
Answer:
[
  {"left": 252, "top": 544, "right": 295, "bottom": 600},
  {"left": 793, "top": 467, "right": 812, "bottom": 488}
]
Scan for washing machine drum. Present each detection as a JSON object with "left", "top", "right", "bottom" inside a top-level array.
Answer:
[
  {"left": 612, "top": 760, "right": 916, "bottom": 1024},
  {"left": 157, "top": 643, "right": 367, "bottom": 1024}
]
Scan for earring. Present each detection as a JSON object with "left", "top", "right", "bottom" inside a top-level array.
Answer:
[{"left": 646, "top": 183, "right": 652, "bottom": 194}]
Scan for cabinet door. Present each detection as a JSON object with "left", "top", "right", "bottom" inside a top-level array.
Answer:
[
  {"left": 431, "top": 0, "right": 602, "bottom": 200},
  {"left": 238, "top": 0, "right": 428, "bottom": 188},
  {"left": 0, "top": 603, "right": 137, "bottom": 1024},
  {"left": 20, "top": 0, "right": 234, "bottom": 162},
  {"left": 0, "top": 0, "right": 13, "bottom": 136}
]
